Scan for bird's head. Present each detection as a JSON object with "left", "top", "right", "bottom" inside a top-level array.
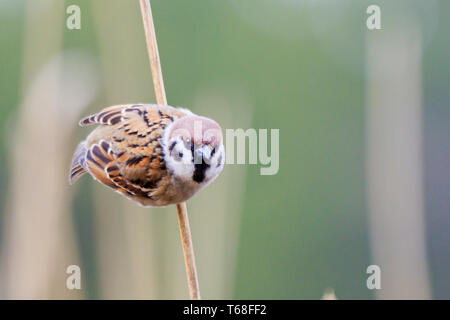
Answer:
[{"left": 164, "top": 115, "right": 225, "bottom": 187}]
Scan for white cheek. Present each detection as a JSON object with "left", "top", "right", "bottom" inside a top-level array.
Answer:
[
  {"left": 170, "top": 146, "right": 195, "bottom": 180},
  {"left": 164, "top": 140, "right": 191, "bottom": 180},
  {"left": 205, "top": 148, "right": 225, "bottom": 182},
  {"left": 215, "top": 145, "right": 225, "bottom": 169},
  {"left": 170, "top": 162, "right": 193, "bottom": 181},
  {"left": 180, "top": 147, "right": 193, "bottom": 164}
]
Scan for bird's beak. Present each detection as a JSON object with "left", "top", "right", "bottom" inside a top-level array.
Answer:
[{"left": 194, "top": 145, "right": 211, "bottom": 164}]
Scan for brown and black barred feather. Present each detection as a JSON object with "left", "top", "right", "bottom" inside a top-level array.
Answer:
[{"left": 70, "top": 104, "right": 187, "bottom": 205}]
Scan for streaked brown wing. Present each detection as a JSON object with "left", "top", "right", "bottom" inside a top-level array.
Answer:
[
  {"left": 82, "top": 104, "right": 187, "bottom": 200},
  {"left": 79, "top": 105, "right": 125, "bottom": 126},
  {"left": 79, "top": 104, "right": 186, "bottom": 128},
  {"left": 85, "top": 139, "right": 156, "bottom": 198}
]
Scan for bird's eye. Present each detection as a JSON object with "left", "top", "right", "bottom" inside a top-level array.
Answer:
[
  {"left": 178, "top": 152, "right": 183, "bottom": 158},
  {"left": 183, "top": 138, "right": 192, "bottom": 150},
  {"left": 210, "top": 147, "right": 216, "bottom": 157}
]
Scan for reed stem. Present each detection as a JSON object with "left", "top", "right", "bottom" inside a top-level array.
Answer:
[{"left": 139, "top": 0, "right": 201, "bottom": 300}]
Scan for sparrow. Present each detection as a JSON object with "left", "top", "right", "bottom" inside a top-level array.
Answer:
[{"left": 69, "top": 104, "right": 225, "bottom": 207}]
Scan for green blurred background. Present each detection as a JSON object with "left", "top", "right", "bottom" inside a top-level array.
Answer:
[{"left": 0, "top": 0, "right": 448, "bottom": 299}]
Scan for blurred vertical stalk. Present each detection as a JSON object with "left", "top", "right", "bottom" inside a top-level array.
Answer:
[
  {"left": 2, "top": 0, "right": 96, "bottom": 299},
  {"left": 2, "top": 0, "right": 65, "bottom": 299},
  {"left": 365, "top": 25, "right": 431, "bottom": 299},
  {"left": 139, "top": 0, "right": 200, "bottom": 300}
]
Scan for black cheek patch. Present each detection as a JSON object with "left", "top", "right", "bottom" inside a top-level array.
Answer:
[
  {"left": 169, "top": 141, "right": 177, "bottom": 152},
  {"left": 216, "top": 155, "right": 222, "bottom": 168}
]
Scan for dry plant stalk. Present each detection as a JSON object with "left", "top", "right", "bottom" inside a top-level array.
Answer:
[{"left": 139, "top": 0, "right": 201, "bottom": 300}]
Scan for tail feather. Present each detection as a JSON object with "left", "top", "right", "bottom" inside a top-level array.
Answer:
[{"left": 69, "top": 141, "right": 88, "bottom": 184}]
